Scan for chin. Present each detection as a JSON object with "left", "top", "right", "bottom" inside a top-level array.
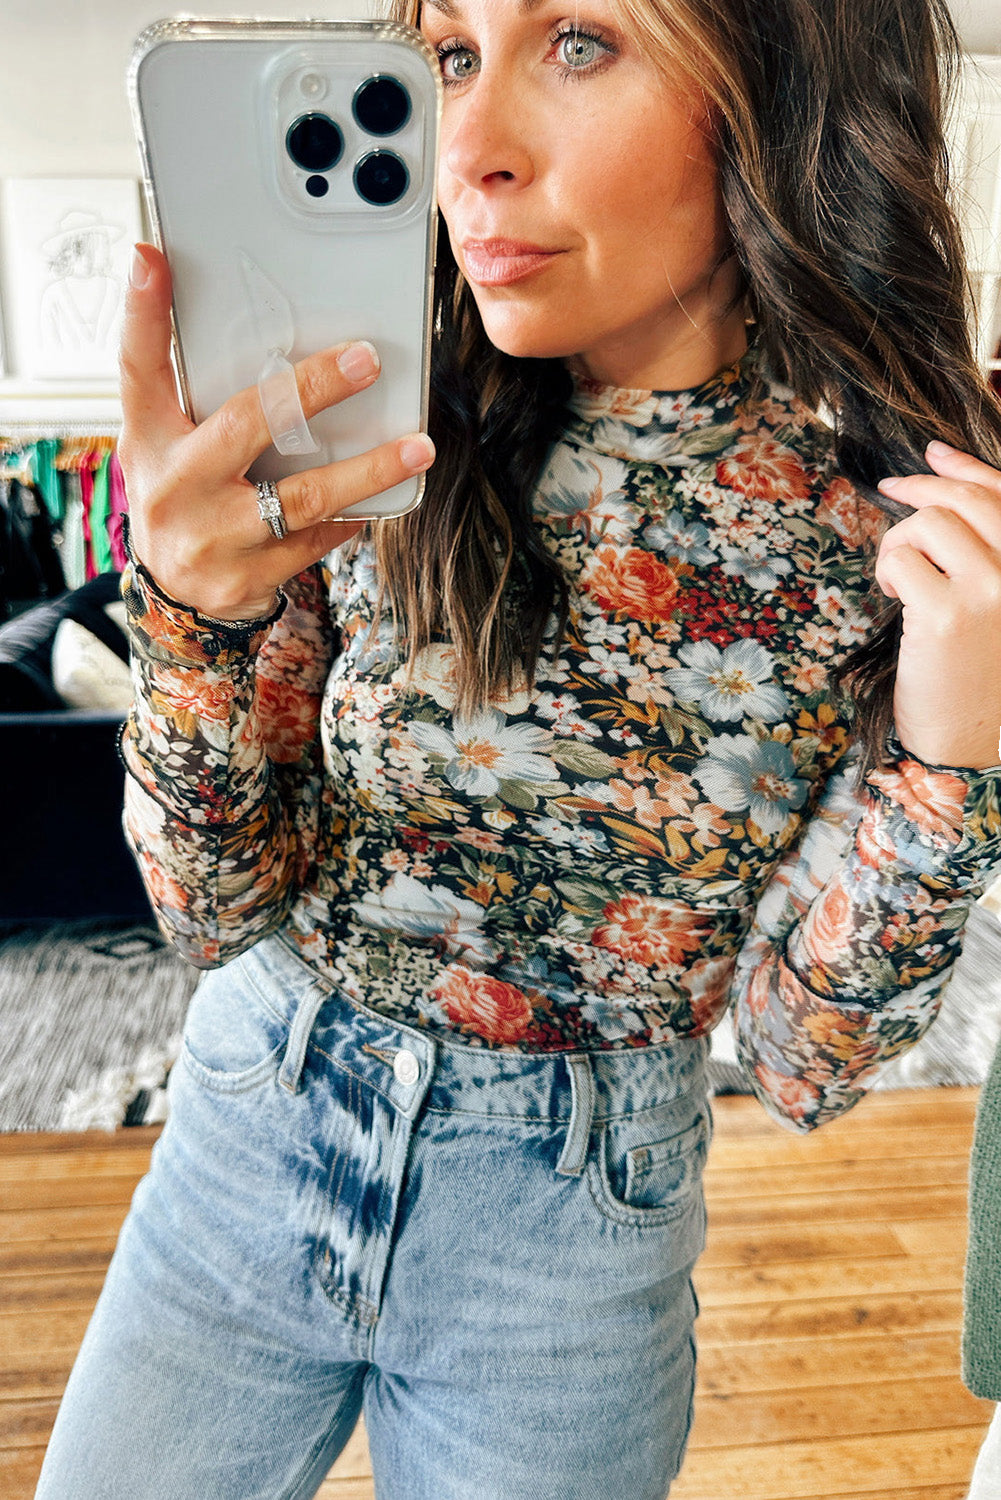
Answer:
[{"left": 475, "top": 306, "right": 582, "bottom": 364}]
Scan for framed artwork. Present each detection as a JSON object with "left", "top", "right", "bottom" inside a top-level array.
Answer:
[{"left": 0, "top": 178, "right": 142, "bottom": 381}]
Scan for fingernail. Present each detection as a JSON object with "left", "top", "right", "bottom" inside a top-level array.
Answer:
[
  {"left": 337, "top": 341, "right": 380, "bottom": 382},
  {"left": 400, "top": 433, "right": 435, "bottom": 472},
  {"left": 129, "top": 244, "right": 152, "bottom": 290},
  {"left": 927, "top": 440, "right": 955, "bottom": 459},
  {"left": 878, "top": 476, "right": 901, "bottom": 491}
]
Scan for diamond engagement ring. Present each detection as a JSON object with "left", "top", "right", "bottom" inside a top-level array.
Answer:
[{"left": 255, "top": 479, "right": 288, "bottom": 542}]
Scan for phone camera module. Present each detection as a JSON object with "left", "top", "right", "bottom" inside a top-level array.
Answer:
[
  {"left": 353, "top": 76, "right": 411, "bottom": 137},
  {"left": 354, "top": 151, "right": 410, "bottom": 207},
  {"left": 286, "top": 113, "right": 344, "bottom": 173}
]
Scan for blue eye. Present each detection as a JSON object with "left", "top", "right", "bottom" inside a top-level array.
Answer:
[
  {"left": 558, "top": 31, "right": 601, "bottom": 69},
  {"left": 439, "top": 45, "right": 480, "bottom": 83}
]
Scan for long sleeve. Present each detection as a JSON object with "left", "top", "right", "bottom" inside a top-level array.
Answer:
[
  {"left": 733, "top": 729, "right": 1001, "bottom": 1131},
  {"left": 118, "top": 543, "right": 336, "bottom": 966}
]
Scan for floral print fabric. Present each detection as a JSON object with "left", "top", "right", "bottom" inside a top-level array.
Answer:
[{"left": 120, "top": 346, "right": 1001, "bottom": 1130}]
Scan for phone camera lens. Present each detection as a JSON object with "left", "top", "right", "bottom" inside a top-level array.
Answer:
[
  {"left": 286, "top": 113, "right": 344, "bottom": 173},
  {"left": 354, "top": 151, "right": 410, "bottom": 207},
  {"left": 353, "top": 76, "right": 411, "bottom": 137},
  {"left": 306, "top": 175, "right": 329, "bottom": 198}
]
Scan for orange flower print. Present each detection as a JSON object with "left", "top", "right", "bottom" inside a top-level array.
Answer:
[
  {"left": 753, "top": 1064, "right": 821, "bottom": 1127},
  {"left": 255, "top": 677, "right": 320, "bottom": 764},
  {"left": 681, "top": 955, "right": 736, "bottom": 1032},
  {"left": 817, "top": 476, "right": 887, "bottom": 551},
  {"left": 867, "top": 760, "right": 967, "bottom": 845},
  {"left": 582, "top": 546, "right": 679, "bottom": 623},
  {"left": 431, "top": 966, "right": 533, "bottom": 1044},
  {"left": 855, "top": 806, "right": 896, "bottom": 871},
  {"left": 716, "top": 437, "right": 810, "bottom": 504},
  {"left": 744, "top": 963, "right": 774, "bottom": 1018},
  {"left": 157, "top": 667, "right": 234, "bottom": 722},
  {"left": 801, "top": 880, "right": 855, "bottom": 960},
  {"left": 592, "top": 895, "right": 708, "bottom": 968}
]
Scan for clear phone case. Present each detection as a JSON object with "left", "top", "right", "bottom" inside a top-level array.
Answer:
[{"left": 129, "top": 18, "right": 441, "bottom": 519}]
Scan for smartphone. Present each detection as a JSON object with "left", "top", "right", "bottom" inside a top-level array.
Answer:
[{"left": 129, "top": 18, "right": 441, "bottom": 520}]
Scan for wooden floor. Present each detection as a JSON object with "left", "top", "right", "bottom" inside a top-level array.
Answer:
[{"left": 1, "top": 1087, "right": 992, "bottom": 1500}]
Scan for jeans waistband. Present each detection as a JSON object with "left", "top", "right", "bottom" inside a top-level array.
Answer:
[{"left": 236, "top": 934, "right": 709, "bottom": 1138}]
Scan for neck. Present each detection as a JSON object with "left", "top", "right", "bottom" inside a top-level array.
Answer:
[{"left": 572, "top": 262, "right": 750, "bottom": 391}]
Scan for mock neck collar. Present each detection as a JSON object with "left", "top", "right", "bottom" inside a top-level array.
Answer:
[{"left": 564, "top": 341, "right": 765, "bottom": 463}]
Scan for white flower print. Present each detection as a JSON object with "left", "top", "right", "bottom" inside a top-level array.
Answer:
[
  {"left": 354, "top": 873, "right": 495, "bottom": 963},
  {"left": 407, "top": 710, "right": 561, "bottom": 798},
  {"left": 668, "top": 639, "right": 790, "bottom": 723},
  {"left": 719, "top": 541, "right": 794, "bottom": 592},
  {"left": 533, "top": 690, "right": 603, "bottom": 740}
]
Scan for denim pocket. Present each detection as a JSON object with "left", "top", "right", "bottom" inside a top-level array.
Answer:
[
  {"left": 180, "top": 956, "right": 289, "bottom": 1093},
  {"left": 587, "top": 1106, "right": 709, "bottom": 1229}
]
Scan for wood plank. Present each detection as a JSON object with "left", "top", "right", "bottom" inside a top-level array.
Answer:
[
  {"left": 685, "top": 1377, "right": 992, "bottom": 1449},
  {"left": 0, "top": 1308, "right": 93, "bottom": 1361},
  {"left": 668, "top": 1428, "right": 988, "bottom": 1500},
  {"left": 697, "top": 1221, "right": 907, "bottom": 1269},
  {"left": 697, "top": 1331, "right": 975, "bottom": 1397},
  {"left": 324, "top": 1419, "right": 372, "bottom": 1480},
  {"left": 893, "top": 1218, "right": 973, "bottom": 1258},
  {"left": 0, "top": 1399, "right": 60, "bottom": 1450},
  {"left": 0, "top": 1238, "right": 120, "bottom": 1278},
  {"left": 0, "top": 1143, "right": 156, "bottom": 1183},
  {"left": 696, "top": 1289, "right": 965, "bottom": 1346},
  {"left": 694, "top": 1253, "right": 964, "bottom": 1308},
  {"left": 0, "top": 1204, "right": 140, "bottom": 1245},
  {"left": 0, "top": 1127, "right": 161, "bottom": 1158},
  {"left": 705, "top": 1156, "right": 971, "bottom": 1200},
  {"left": 0, "top": 1270, "right": 108, "bottom": 1313},
  {"left": 0, "top": 1352, "right": 78, "bottom": 1401},
  {"left": 710, "top": 1088, "right": 979, "bottom": 1133},
  {"left": 0, "top": 1176, "right": 145, "bottom": 1213},
  {"left": 710, "top": 1186, "right": 971, "bottom": 1227},
  {"left": 708, "top": 1122, "right": 976, "bottom": 1168}
]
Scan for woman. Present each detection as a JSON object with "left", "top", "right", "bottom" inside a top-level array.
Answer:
[{"left": 36, "top": 1, "right": 1001, "bottom": 1497}]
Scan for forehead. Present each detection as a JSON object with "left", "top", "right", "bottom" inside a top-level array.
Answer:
[{"left": 421, "top": 0, "right": 620, "bottom": 17}]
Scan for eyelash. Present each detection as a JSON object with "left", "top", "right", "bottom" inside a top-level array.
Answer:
[{"left": 435, "top": 25, "right": 616, "bottom": 89}]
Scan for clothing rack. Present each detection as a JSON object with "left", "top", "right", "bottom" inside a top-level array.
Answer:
[{"left": 0, "top": 431, "right": 126, "bottom": 618}]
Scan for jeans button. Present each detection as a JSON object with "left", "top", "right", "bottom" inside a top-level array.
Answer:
[{"left": 394, "top": 1049, "right": 420, "bottom": 1086}]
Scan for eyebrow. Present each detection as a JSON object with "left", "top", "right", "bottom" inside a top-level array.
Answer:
[{"left": 422, "top": 0, "right": 553, "bottom": 17}]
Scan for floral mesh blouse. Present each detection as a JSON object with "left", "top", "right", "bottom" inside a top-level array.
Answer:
[{"left": 119, "top": 346, "right": 1001, "bottom": 1131}]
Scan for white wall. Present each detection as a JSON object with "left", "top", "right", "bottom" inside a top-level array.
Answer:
[
  {"left": 0, "top": 0, "right": 376, "bottom": 178},
  {"left": 952, "top": 0, "right": 1001, "bottom": 54},
  {"left": 0, "top": 0, "right": 996, "bottom": 178}
]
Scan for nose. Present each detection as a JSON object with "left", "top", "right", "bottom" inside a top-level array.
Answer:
[{"left": 442, "top": 68, "right": 535, "bottom": 192}]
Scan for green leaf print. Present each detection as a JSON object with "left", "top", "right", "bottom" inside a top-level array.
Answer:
[
  {"left": 554, "top": 874, "right": 615, "bottom": 916},
  {"left": 549, "top": 743, "right": 618, "bottom": 778}
]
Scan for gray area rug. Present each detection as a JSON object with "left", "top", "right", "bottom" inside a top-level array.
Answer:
[
  {"left": 2, "top": 903, "right": 1001, "bottom": 1132},
  {"left": 0, "top": 922, "right": 198, "bottom": 1132}
]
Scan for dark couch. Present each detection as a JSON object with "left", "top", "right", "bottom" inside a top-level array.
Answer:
[{"left": 0, "top": 577, "right": 152, "bottom": 922}]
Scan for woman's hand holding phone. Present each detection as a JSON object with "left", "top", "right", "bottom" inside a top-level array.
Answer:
[{"left": 117, "top": 242, "right": 435, "bottom": 622}]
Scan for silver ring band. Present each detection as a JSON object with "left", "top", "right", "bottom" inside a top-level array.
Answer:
[{"left": 255, "top": 479, "right": 288, "bottom": 542}]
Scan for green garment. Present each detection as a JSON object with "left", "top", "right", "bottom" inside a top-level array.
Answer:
[
  {"left": 30, "top": 439, "right": 63, "bottom": 524},
  {"left": 964, "top": 1036, "right": 1001, "bottom": 1399},
  {"left": 90, "top": 450, "right": 114, "bottom": 575}
]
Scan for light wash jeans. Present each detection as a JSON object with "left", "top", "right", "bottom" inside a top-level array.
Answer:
[
  {"left": 968, "top": 1404, "right": 1001, "bottom": 1499},
  {"left": 35, "top": 933, "right": 709, "bottom": 1500}
]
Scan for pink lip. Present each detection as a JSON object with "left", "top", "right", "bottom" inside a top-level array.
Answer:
[{"left": 461, "top": 238, "right": 562, "bottom": 286}]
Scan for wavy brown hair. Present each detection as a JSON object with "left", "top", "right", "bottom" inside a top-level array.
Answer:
[{"left": 380, "top": 0, "right": 1001, "bottom": 788}]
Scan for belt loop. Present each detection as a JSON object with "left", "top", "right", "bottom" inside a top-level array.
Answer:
[
  {"left": 278, "top": 982, "right": 329, "bottom": 1095},
  {"left": 556, "top": 1055, "right": 595, "bottom": 1177}
]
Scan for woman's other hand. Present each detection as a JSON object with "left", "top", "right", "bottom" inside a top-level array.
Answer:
[
  {"left": 117, "top": 243, "right": 435, "bottom": 621},
  {"left": 876, "top": 441, "right": 1001, "bottom": 769}
]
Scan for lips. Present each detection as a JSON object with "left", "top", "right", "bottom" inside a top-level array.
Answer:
[{"left": 461, "top": 238, "right": 562, "bottom": 287}]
